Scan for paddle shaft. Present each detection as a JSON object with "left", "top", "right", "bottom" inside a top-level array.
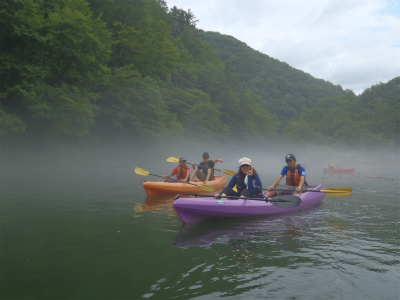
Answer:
[
  {"left": 192, "top": 163, "right": 224, "bottom": 173},
  {"left": 271, "top": 188, "right": 313, "bottom": 192},
  {"left": 271, "top": 187, "right": 352, "bottom": 197},
  {"left": 148, "top": 173, "right": 200, "bottom": 186},
  {"left": 185, "top": 193, "right": 296, "bottom": 202},
  {"left": 190, "top": 162, "right": 236, "bottom": 177},
  {"left": 166, "top": 157, "right": 232, "bottom": 175},
  {"left": 178, "top": 193, "right": 302, "bottom": 208}
]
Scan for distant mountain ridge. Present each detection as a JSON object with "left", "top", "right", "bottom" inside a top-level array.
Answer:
[{"left": 201, "top": 31, "right": 346, "bottom": 122}]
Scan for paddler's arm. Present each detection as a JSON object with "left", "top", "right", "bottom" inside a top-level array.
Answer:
[
  {"left": 266, "top": 175, "right": 284, "bottom": 191},
  {"left": 205, "top": 166, "right": 213, "bottom": 181},
  {"left": 184, "top": 167, "right": 190, "bottom": 182},
  {"left": 162, "top": 167, "right": 177, "bottom": 179},
  {"left": 213, "top": 158, "right": 223, "bottom": 164},
  {"left": 246, "top": 172, "right": 262, "bottom": 195},
  {"left": 189, "top": 165, "right": 198, "bottom": 181},
  {"left": 214, "top": 174, "right": 237, "bottom": 199},
  {"left": 296, "top": 176, "right": 305, "bottom": 193}
]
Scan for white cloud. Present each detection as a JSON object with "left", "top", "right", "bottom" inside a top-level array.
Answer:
[{"left": 166, "top": 0, "right": 400, "bottom": 94}]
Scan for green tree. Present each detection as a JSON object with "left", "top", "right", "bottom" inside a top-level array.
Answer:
[
  {"left": 95, "top": 65, "right": 183, "bottom": 138},
  {"left": 0, "top": 0, "right": 112, "bottom": 136},
  {"left": 184, "top": 101, "right": 231, "bottom": 139}
]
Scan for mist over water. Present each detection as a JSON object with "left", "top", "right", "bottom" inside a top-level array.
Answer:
[
  {"left": 2, "top": 136, "right": 399, "bottom": 196},
  {"left": 1, "top": 137, "right": 399, "bottom": 300}
]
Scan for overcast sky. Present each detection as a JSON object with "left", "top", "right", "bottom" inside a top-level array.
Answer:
[{"left": 166, "top": 0, "right": 400, "bottom": 94}]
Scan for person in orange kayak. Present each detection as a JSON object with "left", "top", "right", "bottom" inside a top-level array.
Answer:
[
  {"left": 161, "top": 158, "right": 190, "bottom": 182},
  {"left": 190, "top": 152, "right": 223, "bottom": 182},
  {"left": 265, "top": 154, "right": 307, "bottom": 197}
]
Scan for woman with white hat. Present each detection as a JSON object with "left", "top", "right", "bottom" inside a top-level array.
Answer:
[{"left": 214, "top": 157, "right": 263, "bottom": 199}]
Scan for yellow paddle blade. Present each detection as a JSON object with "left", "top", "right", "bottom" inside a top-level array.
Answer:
[
  {"left": 166, "top": 157, "right": 180, "bottom": 163},
  {"left": 221, "top": 169, "right": 236, "bottom": 176},
  {"left": 323, "top": 187, "right": 352, "bottom": 192},
  {"left": 134, "top": 167, "right": 150, "bottom": 176},
  {"left": 197, "top": 184, "right": 217, "bottom": 192},
  {"left": 320, "top": 188, "right": 352, "bottom": 197}
]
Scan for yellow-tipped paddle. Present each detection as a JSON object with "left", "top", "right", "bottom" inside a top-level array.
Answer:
[
  {"left": 272, "top": 187, "right": 352, "bottom": 197},
  {"left": 315, "top": 187, "right": 352, "bottom": 197},
  {"left": 134, "top": 167, "right": 217, "bottom": 192},
  {"left": 166, "top": 157, "right": 236, "bottom": 176}
]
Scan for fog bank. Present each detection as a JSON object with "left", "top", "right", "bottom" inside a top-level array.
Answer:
[{"left": 2, "top": 137, "right": 398, "bottom": 191}]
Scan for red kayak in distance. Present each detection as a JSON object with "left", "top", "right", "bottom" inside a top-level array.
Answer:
[{"left": 323, "top": 168, "right": 355, "bottom": 174}]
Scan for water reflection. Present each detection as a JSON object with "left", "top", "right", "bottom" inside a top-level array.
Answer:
[
  {"left": 133, "top": 193, "right": 215, "bottom": 218},
  {"left": 133, "top": 194, "right": 177, "bottom": 217},
  {"left": 173, "top": 208, "right": 324, "bottom": 249}
]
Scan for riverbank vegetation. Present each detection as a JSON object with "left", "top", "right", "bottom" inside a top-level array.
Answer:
[{"left": 1, "top": 0, "right": 398, "bottom": 146}]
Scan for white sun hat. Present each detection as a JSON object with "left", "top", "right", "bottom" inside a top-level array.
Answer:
[{"left": 238, "top": 157, "right": 252, "bottom": 168}]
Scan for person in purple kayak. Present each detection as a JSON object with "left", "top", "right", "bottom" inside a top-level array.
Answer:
[
  {"left": 265, "top": 154, "right": 307, "bottom": 197},
  {"left": 214, "top": 157, "right": 263, "bottom": 199}
]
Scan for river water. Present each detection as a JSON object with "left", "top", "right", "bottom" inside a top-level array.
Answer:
[{"left": 1, "top": 141, "right": 399, "bottom": 300}]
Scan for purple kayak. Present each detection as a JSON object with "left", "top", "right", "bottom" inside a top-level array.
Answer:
[{"left": 173, "top": 184, "right": 325, "bottom": 223}]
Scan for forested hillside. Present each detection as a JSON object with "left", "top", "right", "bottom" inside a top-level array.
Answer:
[
  {"left": 282, "top": 77, "right": 400, "bottom": 145},
  {"left": 201, "top": 32, "right": 346, "bottom": 124},
  {"left": 1, "top": 0, "right": 398, "bottom": 146}
]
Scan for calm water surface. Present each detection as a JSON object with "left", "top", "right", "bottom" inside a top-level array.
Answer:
[{"left": 1, "top": 145, "right": 399, "bottom": 300}]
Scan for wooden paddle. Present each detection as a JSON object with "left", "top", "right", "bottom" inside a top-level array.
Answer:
[
  {"left": 166, "top": 157, "right": 236, "bottom": 176},
  {"left": 180, "top": 193, "right": 302, "bottom": 209},
  {"left": 134, "top": 167, "right": 217, "bottom": 192},
  {"left": 269, "top": 187, "right": 352, "bottom": 197}
]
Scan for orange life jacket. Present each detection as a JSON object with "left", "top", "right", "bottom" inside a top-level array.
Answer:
[
  {"left": 176, "top": 167, "right": 188, "bottom": 181},
  {"left": 286, "top": 165, "right": 301, "bottom": 186}
]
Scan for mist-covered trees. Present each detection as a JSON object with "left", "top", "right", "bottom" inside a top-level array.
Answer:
[
  {"left": 1, "top": 0, "right": 113, "bottom": 136},
  {"left": 283, "top": 77, "right": 400, "bottom": 145},
  {"left": 0, "top": 0, "right": 397, "bottom": 146}
]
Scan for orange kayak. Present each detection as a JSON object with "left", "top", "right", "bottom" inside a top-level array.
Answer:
[{"left": 142, "top": 175, "right": 227, "bottom": 196}]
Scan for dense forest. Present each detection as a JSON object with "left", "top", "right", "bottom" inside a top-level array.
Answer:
[{"left": 1, "top": 0, "right": 399, "bottom": 146}]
